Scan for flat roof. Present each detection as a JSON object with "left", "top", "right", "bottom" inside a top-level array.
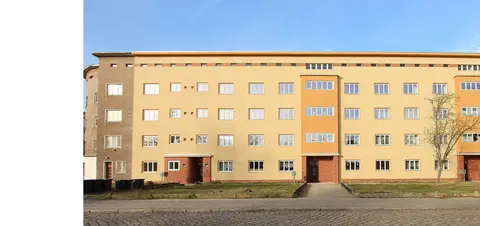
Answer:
[{"left": 92, "top": 51, "right": 480, "bottom": 58}]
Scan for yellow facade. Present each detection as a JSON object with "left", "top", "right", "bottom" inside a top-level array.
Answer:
[{"left": 84, "top": 52, "right": 480, "bottom": 183}]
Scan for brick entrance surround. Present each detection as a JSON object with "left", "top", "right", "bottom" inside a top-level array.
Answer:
[
  {"left": 164, "top": 157, "right": 212, "bottom": 184},
  {"left": 302, "top": 156, "right": 339, "bottom": 183}
]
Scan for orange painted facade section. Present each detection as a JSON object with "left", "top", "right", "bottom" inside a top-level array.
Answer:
[
  {"left": 300, "top": 75, "right": 339, "bottom": 154},
  {"left": 454, "top": 76, "right": 480, "bottom": 154}
]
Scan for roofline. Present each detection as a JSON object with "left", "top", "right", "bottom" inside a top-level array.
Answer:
[
  {"left": 91, "top": 51, "right": 480, "bottom": 58},
  {"left": 83, "top": 64, "right": 99, "bottom": 79}
]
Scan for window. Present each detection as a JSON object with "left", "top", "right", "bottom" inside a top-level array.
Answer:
[
  {"left": 249, "top": 108, "right": 265, "bottom": 120},
  {"left": 105, "top": 135, "right": 121, "bottom": 148},
  {"left": 460, "top": 82, "right": 480, "bottom": 90},
  {"left": 433, "top": 83, "right": 447, "bottom": 94},
  {"left": 170, "top": 83, "right": 182, "bottom": 92},
  {"left": 305, "top": 133, "right": 334, "bottom": 143},
  {"left": 374, "top": 83, "right": 389, "bottom": 94},
  {"left": 415, "top": 64, "right": 420, "bottom": 67},
  {"left": 344, "top": 83, "right": 359, "bottom": 94},
  {"left": 170, "top": 63, "right": 176, "bottom": 67},
  {"left": 435, "top": 134, "right": 448, "bottom": 145},
  {"left": 126, "top": 63, "right": 133, "bottom": 67},
  {"left": 248, "top": 135, "right": 264, "bottom": 146},
  {"left": 218, "top": 135, "right": 233, "bottom": 146},
  {"left": 94, "top": 92, "right": 98, "bottom": 103},
  {"left": 110, "top": 64, "right": 118, "bottom": 67},
  {"left": 142, "top": 161, "right": 158, "bottom": 172},
  {"left": 107, "top": 84, "right": 123, "bottom": 96},
  {"left": 201, "top": 63, "right": 207, "bottom": 67},
  {"left": 405, "top": 160, "right": 420, "bottom": 171},
  {"left": 305, "top": 81, "right": 334, "bottom": 90},
  {"left": 143, "top": 135, "right": 158, "bottom": 147},
  {"left": 276, "top": 63, "right": 282, "bottom": 66},
  {"left": 400, "top": 64, "right": 406, "bottom": 67},
  {"left": 375, "top": 134, "right": 390, "bottom": 145},
  {"left": 345, "top": 134, "right": 360, "bottom": 145},
  {"left": 341, "top": 63, "right": 347, "bottom": 67},
  {"left": 279, "top": 135, "right": 294, "bottom": 146},
  {"left": 443, "top": 64, "right": 449, "bottom": 68},
  {"left": 371, "top": 63, "right": 377, "bottom": 67},
  {"left": 143, "top": 110, "right": 158, "bottom": 121},
  {"left": 185, "top": 63, "right": 192, "bottom": 67},
  {"left": 246, "top": 63, "right": 252, "bottom": 67},
  {"left": 169, "top": 135, "right": 181, "bottom": 144},
  {"left": 170, "top": 109, "right": 181, "bottom": 118},
  {"left": 404, "top": 108, "right": 419, "bottom": 120},
  {"left": 462, "top": 133, "right": 480, "bottom": 142},
  {"left": 356, "top": 63, "right": 362, "bottom": 67},
  {"left": 231, "top": 63, "right": 237, "bottom": 66},
  {"left": 345, "top": 108, "right": 360, "bottom": 120},
  {"left": 458, "top": 65, "right": 480, "bottom": 71},
  {"left": 144, "top": 84, "right": 159, "bottom": 95},
  {"left": 429, "top": 64, "right": 435, "bottom": 67},
  {"left": 404, "top": 83, "right": 419, "bottom": 94},
  {"left": 435, "top": 108, "right": 449, "bottom": 120},
  {"left": 279, "top": 160, "right": 294, "bottom": 172},
  {"left": 346, "top": 160, "right": 360, "bottom": 171},
  {"left": 305, "top": 63, "right": 333, "bottom": 70},
  {"left": 291, "top": 63, "right": 297, "bottom": 66},
  {"left": 404, "top": 134, "right": 420, "bottom": 145},
  {"left": 260, "top": 63, "right": 267, "bottom": 66},
  {"left": 115, "top": 161, "right": 126, "bottom": 174},
  {"left": 94, "top": 116, "right": 98, "bottom": 127},
  {"left": 141, "top": 64, "right": 148, "bottom": 67},
  {"left": 374, "top": 108, "right": 390, "bottom": 119},
  {"left": 167, "top": 161, "right": 179, "bottom": 171},
  {"left": 249, "top": 83, "right": 264, "bottom": 94},
  {"left": 197, "top": 83, "right": 208, "bottom": 92},
  {"left": 218, "top": 108, "right": 234, "bottom": 120},
  {"left": 461, "top": 107, "right": 480, "bottom": 116},
  {"left": 279, "top": 83, "right": 294, "bottom": 94},
  {"left": 106, "top": 110, "right": 122, "bottom": 122},
  {"left": 92, "top": 138, "right": 97, "bottom": 151},
  {"left": 306, "top": 107, "right": 334, "bottom": 116},
  {"left": 385, "top": 64, "right": 391, "bottom": 67},
  {"left": 219, "top": 83, "right": 234, "bottom": 94},
  {"left": 248, "top": 161, "right": 264, "bottom": 172},
  {"left": 197, "top": 108, "right": 208, "bottom": 118},
  {"left": 155, "top": 63, "right": 161, "bottom": 67},
  {"left": 376, "top": 160, "right": 390, "bottom": 171},
  {"left": 218, "top": 161, "right": 233, "bottom": 172},
  {"left": 279, "top": 108, "right": 294, "bottom": 120},
  {"left": 435, "top": 160, "right": 449, "bottom": 170},
  {"left": 216, "top": 63, "right": 222, "bottom": 67},
  {"left": 196, "top": 135, "right": 208, "bottom": 144}
]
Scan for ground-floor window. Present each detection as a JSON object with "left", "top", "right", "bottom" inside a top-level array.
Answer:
[
  {"left": 435, "top": 160, "right": 449, "bottom": 170},
  {"left": 142, "top": 161, "right": 158, "bottom": 172},
  {"left": 168, "top": 161, "right": 180, "bottom": 171},
  {"left": 405, "top": 160, "right": 420, "bottom": 171},
  {"left": 375, "top": 160, "right": 390, "bottom": 171},
  {"left": 116, "top": 161, "right": 126, "bottom": 174},
  {"left": 248, "top": 160, "right": 264, "bottom": 172},
  {"left": 345, "top": 160, "right": 360, "bottom": 171},
  {"left": 279, "top": 160, "right": 294, "bottom": 172},
  {"left": 218, "top": 161, "right": 233, "bottom": 172}
]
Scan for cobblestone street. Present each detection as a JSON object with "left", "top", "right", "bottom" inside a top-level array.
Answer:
[{"left": 84, "top": 209, "right": 480, "bottom": 226}]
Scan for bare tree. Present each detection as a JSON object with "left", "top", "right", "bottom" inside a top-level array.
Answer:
[{"left": 424, "top": 93, "right": 480, "bottom": 185}]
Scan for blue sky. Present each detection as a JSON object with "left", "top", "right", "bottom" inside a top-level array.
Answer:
[{"left": 84, "top": 0, "right": 480, "bottom": 67}]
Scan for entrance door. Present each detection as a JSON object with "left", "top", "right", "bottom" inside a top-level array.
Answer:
[
  {"left": 466, "top": 156, "right": 480, "bottom": 181},
  {"left": 308, "top": 159, "right": 319, "bottom": 182},
  {"left": 196, "top": 158, "right": 203, "bottom": 182},
  {"left": 104, "top": 162, "right": 112, "bottom": 179}
]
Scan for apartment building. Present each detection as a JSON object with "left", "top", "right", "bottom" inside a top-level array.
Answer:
[{"left": 83, "top": 51, "right": 480, "bottom": 184}]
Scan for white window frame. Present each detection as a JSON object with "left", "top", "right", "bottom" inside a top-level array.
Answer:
[
  {"left": 374, "top": 83, "right": 389, "bottom": 94},
  {"left": 115, "top": 161, "right": 126, "bottom": 174},
  {"left": 218, "top": 161, "right": 233, "bottom": 172},
  {"left": 305, "top": 81, "right": 334, "bottom": 90},
  {"left": 461, "top": 107, "right": 480, "bottom": 116},
  {"left": 143, "top": 109, "right": 158, "bottom": 121},
  {"left": 462, "top": 133, "right": 480, "bottom": 142},
  {"left": 106, "top": 110, "right": 122, "bottom": 122},
  {"left": 197, "top": 108, "right": 208, "bottom": 118},
  {"left": 345, "top": 134, "right": 360, "bottom": 145},
  {"left": 170, "top": 83, "right": 182, "bottom": 92},
  {"left": 279, "top": 160, "right": 294, "bottom": 172},
  {"left": 106, "top": 84, "right": 123, "bottom": 96},
  {"left": 435, "top": 160, "right": 449, "bottom": 170},
  {"left": 432, "top": 83, "right": 447, "bottom": 94},
  {"left": 249, "top": 83, "right": 265, "bottom": 94},
  {"left": 305, "top": 63, "right": 333, "bottom": 70},
  {"left": 218, "top": 135, "right": 234, "bottom": 147},
  {"left": 279, "top": 134, "right": 294, "bottom": 146},
  {"left": 197, "top": 83, "right": 209, "bottom": 92},
  {"left": 249, "top": 108, "right": 265, "bottom": 120},
  {"left": 105, "top": 135, "right": 121, "bottom": 148},
  {"left": 435, "top": 108, "right": 449, "bottom": 120},
  {"left": 375, "top": 160, "right": 390, "bottom": 171},
  {"left": 375, "top": 134, "right": 391, "bottom": 146},
  {"left": 306, "top": 107, "right": 334, "bottom": 116},
  {"left": 279, "top": 108, "right": 294, "bottom": 120},
  {"left": 218, "top": 83, "right": 234, "bottom": 94},
  {"left": 167, "top": 161, "right": 180, "bottom": 171},
  {"left": 279, "top": 82, "right": 294, "bottom": 94},
  {"left": 404, "top": 108, "right": 419, "bottom": 120},
  {"left": 196, "top": 135, "right": 208, "bottom": 144},
  {"left": 169, "top": 135, "right": 181, "bottom": 144},
  {"left": 170, "top": 109, "right": 182, "bottom": 118},
  {"left": 374, "top": 108, "right": 390, "bottom": 120},
  {"left": 460, "top": 82, "right": 480, "bottom": 90},
  {"left": 404, "top": 134, "right": 420, "bottom": 146},
  {"left": 248, "top": 134, "right": 265, "bottom": 146},
  {"left": 142, "top": 135, "right": 158, "bottom": 147},
  {"left": 344, "top": 83, "right": 359, "bottom": 94},
  {"left": 144, "top": 83, "right": 159, "bottom": 95},
  {"left": 248, "top": 160, "right": 264, "bottom": 172},
  {"left": 218, "top": 108, "right": 234, "bottom": 120},
  {"left": 458, "top": 65, "right": 480, "bottom": 71},
  {"left": 142, "top": 161, "right": 158, "bottom": 173},
  {"left": 344, "top": 108, "right": 360, "bottom": 120},
  {"left": 403, "top": 83, "right": 419, "bottom": 95},
  {"left": 305, "top": 133, "right": 335, "bottom": 143},
  {"left": 405, "top": 160, "right": 420, "bottom": 171},
  {"left": 345, "top": 160, "right": 360, "bottom": 171}
]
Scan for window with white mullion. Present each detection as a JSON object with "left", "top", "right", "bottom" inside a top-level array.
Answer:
[
  {"left": 375, "top": 134, "right": 390, "bottom": 145},
  {"left": 218, "top": 161, "right": 233, "bottom": 172},
  {"left": 432, "top": 83, "right": 447, "bottom": 94},
  {"left": 279, "top": 83, "right": 294, "bottom": 94},
  {"left": 435, "top": 160, "right": 449, "bottom": 170},
  {"left": 197, "top": 83, "right": 209, "bottom": 92},
  {"left": 248, "top": 161, "right": 264, "bottom": 172},
  {"left": 170, "top": 109, "right": 182, "bottom": 118},
  {"left": 143, "top": 109, "right": 158, "bottom": 121},
  {"left": 305, "top": 133, "right": 334, "bottom": 143},
  {"left": 279, "top": 160, "right": 294, "bottom": 172},
  {"left": 167, "top": 161, "right": 179, "bottom": 171},
  {"left": 375, "top": 160, "right": 390, "bottom": 171},
  {"left": 374, "top": 83, "right": 389, "bottom": 94},
  {"left": 249, "top": 83, "right": 264, "bottom": 94},
  {"left": 305, "top": 81, "right": 334, "bottom": 90},
  {"left": 248, "top": 134, "right": 264, "bottom": 146},
  {"left": 218, "top": 135, "right": 234, "bottom": 146},
  {"left": 170, "top": 83, "right": 182, "bottom": 92},
  {"left": 219, "top": 109, "right": 234, "bottom": 120},
  {"left": 374, "top": 108, "right": 390, "bottom": 119},
  {"left": 279, "top": 134, "right": 294, "bottom": 146},
  {"left": 462, "top": 133, "right": 480, "bottom": 142},
  {"left": 403, "top": 83, "right": 419, "bottom": 94},
  {"left": 143, "top": 161, "right": 158, "bottom": 172},
  {"left": 142, "top": 135, "right": 158, "bottom": 147},
  {"left": 404, "top": 108, "right": 419, "bottom": 120},
  {"left": 344, "top": 108, "right": 360, "bottom": 120},
  {"left": 306, "top": 107, "right": 334, "bottom": 116},
  {"left": 405, "top": 160, "right": 420, "bottom": 171},
  {"left": 219, "top": 83, "right": 234, "bottom": 94},
  {"left": 249, "top": 108, "right": 265, "bottom": 120},
  {"left": 196, "top": 135, "right": 208, "bottom": 144},
  {"left": 345, "top": 134, "right": 360, "bottom": 145},
  {"left": 169, "top": 135, "right": 181, "bottom": 144},
  {"left": 197, "top": 108, "right": 208, "bottom": 118},
  {"left": 461, "top": 82, "right": 480, "bottom": 90},
  {"left": 279, "top": 108, "right": 294, "bottom": 120},
  {"left": 404, "top": 134, "right": 420, "bottom": 145},
  {"left": 344, "top": 83, "right": 359, "bottom": 94},
  {"left": 107, "top": 84, "right": 123, "bottom": 96},
  {"left": 106, "top": 110, "right": 122, "bottom": 122},
  {"left": 143, "top": 83, "right": 159, "bottom": 95},
  {"left": 105, "top": 135, "right": 121, "bottom": 148},
  {"left": 461, "top": 107, "right": 480, "bottom": 116},
  {"left": 345, "top": 160, "right": 360, "bottom": 171}
]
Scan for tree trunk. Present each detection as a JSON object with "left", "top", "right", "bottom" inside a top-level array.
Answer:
[{"left": 436, "top": 166, "right": 443, "bottom": 186}]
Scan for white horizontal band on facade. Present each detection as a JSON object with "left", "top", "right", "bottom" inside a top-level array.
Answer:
[
  {"left": 164, "top": 154, "right": 213, "bottom": 157},
  {"left": 301, "top": 153, "right": 340, "bottom": 157},
  {"left": 456, "top": 152, "right": 480, "bottom": 156}
]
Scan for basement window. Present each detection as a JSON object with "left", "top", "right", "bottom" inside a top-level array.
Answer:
[
  {"left": 155, "top": 63, "right": 161, "bottom": 67},
  {"left": 186, "top": 63, "right": 192, "bottom": 67},
  {"left": 110, "top": 64, "right": 118, "bottom": 68},
  {"left": 126, "top": 64, "right": 133, "bottom": 67},
  {"left": 141, "top": 64, "right": 148, "bottom": 67}
]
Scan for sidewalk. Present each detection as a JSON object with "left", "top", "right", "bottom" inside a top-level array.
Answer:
[{"left": 84, "top": 197, "right": 480, "bottom": 212}]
